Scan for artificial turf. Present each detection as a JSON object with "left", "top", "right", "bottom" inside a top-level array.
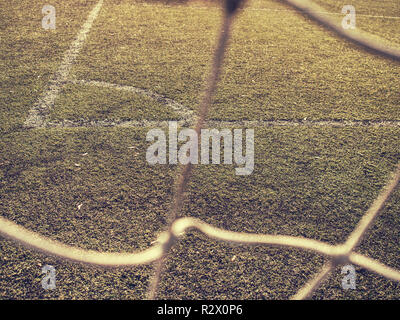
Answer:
[
  {"left": 0, "top": 0, "right": 399, "bottom": 299},
  {"left": 51, "top": 83, "right": 180, "bottom": 121}
]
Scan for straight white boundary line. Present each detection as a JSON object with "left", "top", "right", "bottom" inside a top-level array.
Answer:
[
  {"left": 244, "top": 8, "right": 400, "bottom": 20},
  {"left": 30, "top": 79, "right": 400, "bottom": 129},
  {"left": 41, "top": 119, "right": 400, "bottom": 128},
  {"left": 141, "top": 4, "right": 400, "bottom": 20},
  {"left": 24, "top": 0, "right": 104, "bottom": 129}
]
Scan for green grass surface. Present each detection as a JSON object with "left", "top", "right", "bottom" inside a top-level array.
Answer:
[
  {"left": 71, "top": 0, "right": 400, "bottom": 121},
  {"left": 0, "top": 0, "right": 98, "bottom": 134},
  {"left": 0, "top": 0, "right": 399, "bottom": 299},
  {"left": 51, "top": 84, "right": 180, "bottom": 121},
  {"left": 0, "top": 126, "right": 399, "bottom": 299}
]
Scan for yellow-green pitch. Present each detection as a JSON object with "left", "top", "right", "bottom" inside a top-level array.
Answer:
[{"left": 0, "top": 0, "right": 399, "bottom": 299}]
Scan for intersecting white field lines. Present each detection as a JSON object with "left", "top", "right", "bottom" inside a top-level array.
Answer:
[
  {"left": 9, "top": 0, "right": 400, "bottom": 300},
  {"left": 24, "top": 0, "right": 400, "bottom": 130}
]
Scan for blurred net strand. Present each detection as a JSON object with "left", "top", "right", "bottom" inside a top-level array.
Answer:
[
  {"left": 280, "top": 0, "right": 400, "bottom": 62},
  {"left": 146, "top": 7, "right": 236, "bottom": 299},
  {"left": 1, "top": 0, "right": 400, "bottom": 299},
  {"left": 291, "top": 162, "right": 400, "bottom": 299},
  {"left": 0, "top": 163, "right": 399, "bottom": 297},
  {"left": 148, "top": 0, "right": 400, "bottom": 299},
  {"left": 292, "top": 261, "right": 334, "bottom": 300}
]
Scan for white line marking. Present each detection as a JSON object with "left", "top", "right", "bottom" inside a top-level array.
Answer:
[
  {"left": 24, "top": 0, "right": 104, "bottom": 128},
  {"left": 207, "top": 120, "right": 400, "bottom": 127},
  {"left": 42, "top": 119, "right": 400, "bottom": 128},
  {"left": 43, "top": 119, "right": 189, "bottom": 128},
  {"left": 70, "top": 79, "right": 194, "bottom": 123},
  {"left": 23, "top": 1, "right": 399, "bottom": 130},
  {"left": 246, "top": 8, "right": 400, "bottom": 20},
  {"left": 140, "top": 4, "right": 400, "bottom": 20},
  {"left": 32, "top": 79, "right": 399, "bottom": 129},
  {"left": 31, "top": 79, "right": 195, "bottom": 128}
]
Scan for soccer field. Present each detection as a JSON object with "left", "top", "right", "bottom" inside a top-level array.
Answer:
[{"left": 0, "top": 0, "right": 399, "bottom": 299}]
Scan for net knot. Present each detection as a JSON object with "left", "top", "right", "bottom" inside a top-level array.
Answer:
[{"left": 225, "top": 0, "right": 245, "bottom": 15}]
